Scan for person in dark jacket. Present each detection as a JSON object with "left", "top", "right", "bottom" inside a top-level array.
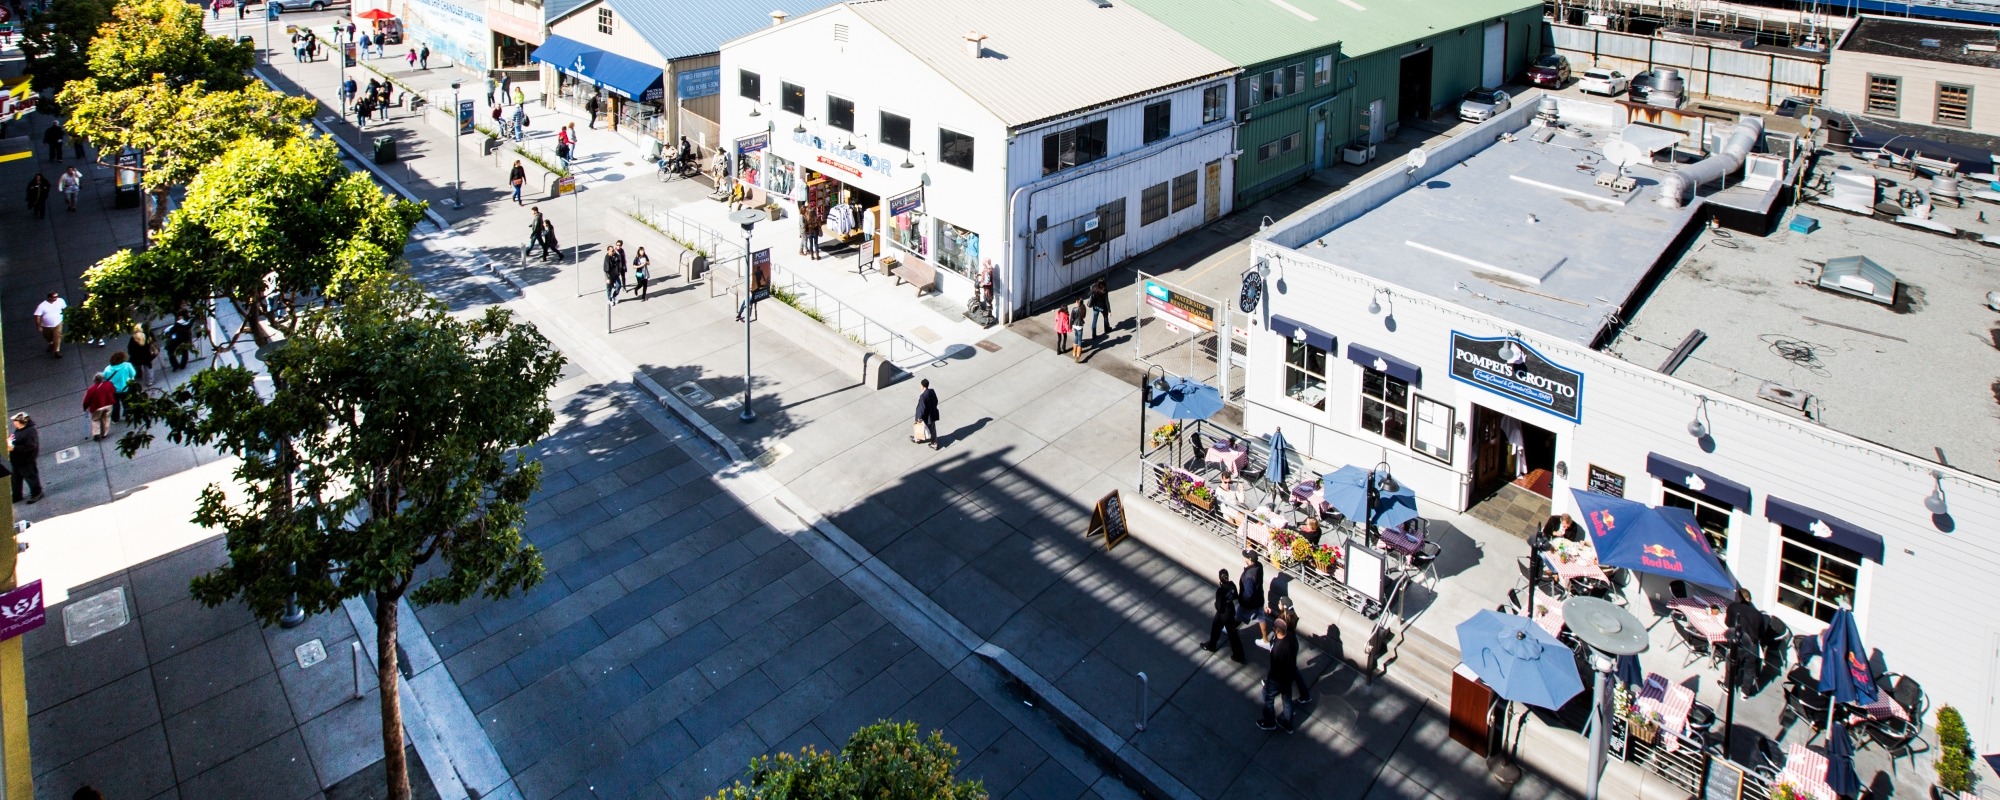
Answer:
[
  {"left": 538, "top": 219, "right": 560, "bottom": 262},
  {"left": 1725, "top": 588, "right": 1764, "bottom": 691},
  {"left": 127, "top": 326, "right": 158, "bottom": 387},
  {"left": 166, "top": 311, "right": 195, "bottom": 370},
  {"left": 1258, "top": 618, "right": 1299, "bottom": 732},
  {"left": 10, "top": 413, "right": 42, "bottom": 503},
  {"left": 25, "top": 173, "right": 51, "bottom": 219},
  {"left": 524, "top": 207, "right": 543, "bottom": 256},
  {"left": 42, "top": 122, "right": 63, "bottom": 163},
  {"left": 602, "top": 240, "right": 627, "bottom": 303},
  {"left": 1236, "top": 550, "right": 1265, "bottom": 627},
  {"left": 913, "top": 379, "right": 940, "bottom": 449},
  {"left": 1088, "top": 278, "right": 1111, "bottom": 340},
  {"left": 1200, "top": 568, "right": 1245, "bottom": 663}
]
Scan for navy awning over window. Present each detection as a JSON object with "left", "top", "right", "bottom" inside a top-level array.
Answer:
[
  {"left": 528, "top": 35, "right": 594, "bottom": 72},
  {"left": 1765, "top": 496, "right": 1886, "bottom": 563},
  {"left": 1346, "top": 343, "right": 1421, "bottom": 386},
  {"left": 1269, "top": 316, "right": 1335, "bottom": 351},
  {"left": 1646, "top": 453, "right": 1752, "bottom": 511},
  {"left": 530, "top": 35, "right": 665, "bottom": 101}
]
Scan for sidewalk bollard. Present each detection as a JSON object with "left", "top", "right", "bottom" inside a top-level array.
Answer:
[
  {"left": 352, "top": 640, "right": 366, "bottom": 700},
  {"left": 1135, "top": 671, "right": 1149, "bottom": 733}
]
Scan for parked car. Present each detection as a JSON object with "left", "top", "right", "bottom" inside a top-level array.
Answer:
[
  {"left": 1457, "top": 87, "right": 1511, "bottom": 123},
  {"left": 1526, "top": 54, "right": 1571, "bottom": 88},
  {"left": 1577, "top": 68, "right": 1631, "bottom": 96},
  {"left": 267, "top": 0, "right": 347, "bottom": 12}
]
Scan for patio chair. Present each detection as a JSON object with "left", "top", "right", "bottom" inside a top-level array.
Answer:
[
  {"left": 1863, "top": 715, "right": 1928, "bottom": 773},
  {"left": 1517, "top": 558, "right": 1565, "bottom": 598},
  {"left": 1670, "top": 611, "right": 1721, "bottom": 669},
  {"left": 1877, "top": 673, "right": 1927, "bottom": 721},
  {"left": 1570, "top": 575, "right": 1615, "bottom": 600},
  {"left": 1504, "top": 588, "right": 1524, "bottom": 615},
  {"left": 1408, "top": 540, "right": 1442, "bottom": 586},
  {"left": 1780, "top": 684, "right": 1833, "bottom": 735},
  {"left": 1756, "top": 736, "right": 1789, "bottom": 774},
  {"left": 1668, "top": 579, "right": 1692, "bottom": 602}
]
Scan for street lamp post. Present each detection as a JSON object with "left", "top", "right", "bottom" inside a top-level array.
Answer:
[
  {"left": 1562, "top": 597, "right": 1650, "bottom": 800},
  {"left": 1365, "top": 461, "right": 1397, "bottom": 546},
  {"left": 450, "top": 81, "right": 464, "bottom": 209},
  {"left": 1138, "top": 366, "right": 1167, "bottom": 491},
  {"left": 729, "top": 209, "right": 765, "bottom": 423}
]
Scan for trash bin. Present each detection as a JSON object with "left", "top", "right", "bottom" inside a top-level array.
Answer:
[
  {"left": 683, "top": 253, "right": 708, "bottom": 281},
  {"left": 372, "top": 135, "right": 397, "bottom": 164}
]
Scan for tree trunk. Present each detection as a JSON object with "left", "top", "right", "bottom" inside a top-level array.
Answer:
[{"left": 375, "top": 590, "right": 411, "bottom": 800}]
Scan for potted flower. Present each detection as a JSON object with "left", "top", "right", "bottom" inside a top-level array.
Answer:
[
  {"left": 1290, "top": 537, "right": 1314, "bottom": 568},
  {"left": 1271, "top": 530, "right": 1297, "bottom": 567},
  {"left": 1769, "top": 782, "right": 1798, "bottom": 800},
  {"left": 1183, "top": 483, "right": 1216, "bottom": 511},
  {"left": 1937, "top": 705, "right": 1975, "bottom": 797},
  {"left": 1312, "top": 543, "right": 1337, "bottom": 575},
  {"left": 1150, "top": 423, "right": 1179, "bottom": 448},
  {"left": 1626, "top": 707, "right": 1662, "bottom": 743}
]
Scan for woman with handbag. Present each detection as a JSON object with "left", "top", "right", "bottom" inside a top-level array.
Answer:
[
  {"left": 509, "top": 160, "right": 526, "bottom": 205},
  {"left": 631, "top": 247, "right": 652, "bottom": 301},
  {"left": 126, "top": 326, "right": 158, "bottom": 387}
]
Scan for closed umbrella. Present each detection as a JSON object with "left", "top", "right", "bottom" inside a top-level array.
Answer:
[
  {"left": 1816, "top": 607, "right": 1878, "bottom": 706},
  {"left": 1144, "top": 376, "right": 1224, "bottom": 421},
  {"left": 1569, "top": 490, "right": 1739, "bottom": 593},
  {"left": 1826, "top": 721, "right": 1862, "bottom": 798},
  {"left": 1266, "top": 428, "right": 1291, "bottom": 488},
  {"left": 1615, "top": 653, "right": 1644, "bottom": 689}
]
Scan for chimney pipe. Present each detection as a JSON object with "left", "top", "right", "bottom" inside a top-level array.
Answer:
[
  {"left": 964, "top": 31, "right": 987, "bottom": 59},
  {"left": 770, "top": 10, "right": 788, "bottom": 26}
]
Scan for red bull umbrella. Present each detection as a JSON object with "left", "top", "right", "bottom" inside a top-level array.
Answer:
[{"left": 1569, "top": 490, "right": 1739, "bottom": 594}]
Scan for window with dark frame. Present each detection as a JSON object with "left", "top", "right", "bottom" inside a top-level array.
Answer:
[
  {"left": 1042, "top": 119, "right": 1109, "bottom": 176},
  {"left": 1285, "top": 341, "right": 1328, "bottom": 410},
  {"left": 1256, "top": 132, "right": 1301, "bottom": 162},
  {"left": 738, "top": 70, "right": 761, "bottom": 101},
  {"left": 1170, "top": 170, "right": 1196, "bottom": 212},
  {"left": 1865, "top": 74, "right": 1900, "bottom": 116},
  {"left": 939, "top": 128, "right": 975, "bottom": 170},
  {"left": 1203, "top": 85, "right": 1227, "bottom": 122},
  {"left": 827, "top": 95, "right": 855, "bottom": 132},
  {"left": 1140, "top": 182, "right": 1169, "bottom": 225},
  {"left": 1143, "top": 101, "right": 1171, "bottom": 144},
  {"left": 1314, "top": 54, "right": 1332, "bottom": 86},
  {"left": 781, "top": 82, "right": 805, "bottom": 115},
  {"left": 597, "top": 7, "right": 613, "bottom": 34},
  {"left": 880, "top": 111, "right": 911, "bottom": 149},
  {"left": 1937, "top": 83, "right": 1972, "bottom": 128},
  {"left": 1776, "top": 526, "right": 1862, "bottom": 623},
  {"left": 1360, "top": 367, "right": 1410, "bottom": 444},
  {"left": 1661, "top": 485, "right": 1733, "bottom": 555},
  {"left": 1098, "top": 198, "right": 1126, "bottom": 240}
]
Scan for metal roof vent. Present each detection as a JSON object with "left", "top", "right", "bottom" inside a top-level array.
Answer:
[
  {"left": 1817, "top": 255, "right": 1898, "bottom": 305},
  {"left": 964, "top": 31, "right": 988, "bottom": 59},
  {"left": 1920, "top": 37, "right": 1941, "bottom": 47}
]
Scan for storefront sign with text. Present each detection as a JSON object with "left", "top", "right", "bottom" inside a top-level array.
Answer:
[
  {"left": 0, "top": 580, "right": 46, "bottom": 642},
  {"left": 790, "top": 131, "right": 894, "bottom": 177},
  {"left": 1448, "top": 332, "right": 1584, "bottom": 423}
]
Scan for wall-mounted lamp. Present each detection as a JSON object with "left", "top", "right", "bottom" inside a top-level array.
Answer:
[
  {"left": 1367, "top": 289, "right": 1383, "bottom": 315},
  {"left": 901, "top": 150, "right": 925, "bottom": 170},
  {"left": 1925, "top": 470, "right": 1949, "bottom": 515},
  {"left": 1454, "top": 421, "right": 1468, "bottom": 438},
  {"left": 1687, "top": 395, "right": 1712, "bottom": 439},
  {"left": 1497, "top": 338, "right": 1524, "bottom": 365},
  {"left": 748, "top": 102, "right": 763, "bottom": 118},
  {"left": 1554, "top": 461, "right": 1568, "bottom": 479}
]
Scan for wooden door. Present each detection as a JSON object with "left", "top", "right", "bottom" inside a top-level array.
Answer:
[
  {"left": 1204, "top": 160, "right": 1222, "bottom": 223},
  {"left": 1472, "top": 405, "right": 1510, "bottom": 499}
]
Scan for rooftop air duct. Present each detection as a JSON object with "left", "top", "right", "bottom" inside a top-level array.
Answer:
[{"left": 1656, "top": 115, "right": 1764, "bottom": 208}]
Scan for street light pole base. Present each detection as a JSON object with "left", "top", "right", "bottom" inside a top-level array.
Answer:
[
  {"left": 449, "top": 198, "right": 464, "bottom": 210},
  {"left": 738, "top": 409, "right": 757, "bottom": 423},
  {"left": 1486, "top": 754, "right": 1522, "bottom": 786},
  {"left": 278, "top": 601, "right": 307, "bottom": 629}
]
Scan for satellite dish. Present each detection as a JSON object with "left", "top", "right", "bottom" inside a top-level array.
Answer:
[
  {"left": 1603, "top": 141, "right": 1645, "bottom": 170},
  {"left": 1802, "top": 114, "right": 1824, "bottom": 132},
  {"left": 1403, "top": 148, "right": 1428, "bottom": 175}
]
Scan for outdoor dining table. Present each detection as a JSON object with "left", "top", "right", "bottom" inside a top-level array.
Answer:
[
  {"left": 1519, "top": 589, "right": 1566, "bottom": 637},
  {"left": 1540, "top": 540, "right": 1609, "bottom": 587},
  {"left": 1663, "top": 596, "right": 1732, "bottom": 644},
  {"left": 1237, "top": 506, "right": 1281, "bottom": 551},
  {"left": 1634, "top": 672, "right": 1696, "bottom": 752},
  {"left": 1290, "top": 481, "right": 1331, "bottom": 514},
  {"left": 1378, "top": 522, "right": 1426, "bottom": 556},
  {"left": 1853, "top": 694, "right": 1911, "bottom": 722},
  {"left": 1779, "top": 742, "right": 1838, "bottom": 800},
  {"left": 1205, "top": 442, "right": 1249, "bottom": 477}
]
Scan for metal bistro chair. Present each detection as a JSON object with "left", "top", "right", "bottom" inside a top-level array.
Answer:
[
  {"left": 1761, "top": 616, "right": 1793, "bottom": 674},
  {"left": 1407, "top": 540, "right": 1443, "bottom": 587},
  {"left": 1780, "top": 683, "right": 1834, "bottom": 737},
  {"left": 1864, "top": 715, "right": 1928, "bottom": 773},
  {"left": 1517, "top": 557, "right": 1566, "bottom": 600}
]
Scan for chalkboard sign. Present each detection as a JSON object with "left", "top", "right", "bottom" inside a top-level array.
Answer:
[
  {"left": 1089, "top": 491, "right": 1129, "bottom": 551},
  {"left": 1587, "top": 464, "right": 1626, "bottom": 498}
]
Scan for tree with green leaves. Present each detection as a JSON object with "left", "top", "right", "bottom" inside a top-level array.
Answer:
[
  {"left": 16, "top": 0, "right": 120, "bottom": 93},
  {"left": 70, "top": 134, "right": 422, "bottom": 344},
  {"left": 85, "top": 0, "right": 254, "bottom": 91},
  {"left": 121, "top": 275, "right": 564, "bottom": 800},
  {"left": 707, "top": 721, "right": 987, "bottom": 800}
]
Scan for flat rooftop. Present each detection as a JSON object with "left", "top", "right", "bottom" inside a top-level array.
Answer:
[
  {"left": 1612, "top": 156, "right": 2000, "bottom": 479},
  {"left": 1839, "top": 15, "right": 2000, "bottom": 68},
  {"left": 1293, "top": 110, "right": 1709, "bottom": 345}
]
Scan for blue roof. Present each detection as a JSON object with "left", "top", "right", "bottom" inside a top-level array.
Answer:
[
  {"left": 530, "top": 35, "right": 665, "bottom": 101},
  {"left": 555, "top": 0, "right": 836, "bottom": 61},
  {"left": 543, "top": 0, "right": 589, "bottom": 23}
]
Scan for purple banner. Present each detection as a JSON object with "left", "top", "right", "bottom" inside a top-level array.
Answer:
[{"left": 0, "top": 580, "right": 45, "bottom": 642}]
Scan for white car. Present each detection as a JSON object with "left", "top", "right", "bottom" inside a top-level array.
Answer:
[
  {"left": 1458, "top": 88, "right": 1511, "bottom": 123},
  {"left": 1577, "top": 68, "right": 1631, "bottom": 97}
]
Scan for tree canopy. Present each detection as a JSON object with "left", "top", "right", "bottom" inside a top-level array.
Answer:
[
  {"left": 16, "top": 0, "right": 120, "bottom": 92},
  {"left": 71, "top": 135, "right": 424, "bottom": 339},
  {"left": 59, "top": 79, "right": 316, "bottom": 189},
  {"left": 85, "top": 0, "right": 254, "bottom": 91},
  {"left": 708, "top": 721, "right": 987, "bottom": 800}
]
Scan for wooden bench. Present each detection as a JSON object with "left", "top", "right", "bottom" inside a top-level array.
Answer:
[{"left": 884, "top": 255, "right": 936, "bottom": 295}]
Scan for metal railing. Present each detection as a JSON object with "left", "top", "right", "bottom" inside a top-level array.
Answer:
[
  {"left": 1609, "top": 716, "right": 1779, "bottom": 798},
  {"left": 763, "top": 268, "right": 939, "bottom": 367},
  {"left": 620, "top": 196, "right": 744, "bottom": 282}
]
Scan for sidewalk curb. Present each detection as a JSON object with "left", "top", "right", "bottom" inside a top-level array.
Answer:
[{"left": 974, "top": 644, "right": 1202, "bottom": 800}]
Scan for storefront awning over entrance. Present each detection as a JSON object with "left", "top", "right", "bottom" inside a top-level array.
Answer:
[
  {"left": 1346, "top": 343, "right": 1421, "bottom": 386},
  {"left": 529, "top": 35, "right": 666, "bottom": 102},
  {"left": 1764, "top": 496, "right": 1886, "bottom": 563},
  {"left": 1269, "top": 316, "right": 1335, "bottom": 352},
  {"left": 1644, "top": 453, "right": 1752, "bottom": 510}
]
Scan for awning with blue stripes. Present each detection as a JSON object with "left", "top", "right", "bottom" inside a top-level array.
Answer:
[{"left": 529, "top": 35, "right": 666, "bottom": 102}]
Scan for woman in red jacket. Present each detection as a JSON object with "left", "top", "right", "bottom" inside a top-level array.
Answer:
[{"left": 82, "top": 375, "right": 117, "bottom": 441}]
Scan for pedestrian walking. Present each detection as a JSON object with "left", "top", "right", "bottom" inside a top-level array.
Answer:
[
  {"left": 1257, "top": 595, "right": 1300, "bottom": 656},
  {"left": 524, "top": 208, "right": 543, "bottom": 256},
  {"left": 1257, "top": 618, "right": 1299, "bottom": 733},
  {"left": 631, "top": 247, "right": 651, "bottom": 300},
  {"left": 42, "top": 122, "right": 62, "bottom": 162},
  {"left": 804, "top": 214, "right": 822, "bottom": 260},
  {"left": 1237, "top": 550, "right": 1265, "bottom": 629},
  {"left": 539, "top": 219, "right": 560, "bottom": 262},
  {"left": 354, "top": 95, "right": 373, "bottom": 127},
  {"left": 406, "top": 48, "right": 417, "bottom": 68},
  {"left": 485, "top": 75, "right": 497, "bottom": 105},
  {"left": 1199, "top": 568, "right": 1246, "bottom": 663},
  {"left": 501, "top": 72, "right": 513, "bottom": 101},
  {"left": 1070, "top": 296, "right": 1088, "bottom": 361},
  {"left": 25, "top": 172, "right": 50, "bottom": 219},
  {"left": 127, "top": 326, "right": 157, "bottom": 386},
  {"left": 57, "top": 166, "right": 79, "bottom": 212},
  {"left": 166, "top": 311, "right": 194, "bottom": 370},
  {"left": 419, "top": 44, "right": 429, "bottom": 69},
  {"left": 83, "top": 374, "right": 116, "bottom": 440},
  {"left": 377, "top": 84, "right": 393, "bottom": 120},
  {"left": 602, "top": 240, "right": 627, "bottom": 303},
  {"left": 341, "top": 77, "right": 357, "bottom": 107},
  {"left": 585, "top": 94, "right": 600, "bottom": 129},
  {"left": 913, "top": 378, "right": 940, "bottom": 449},
  {"left": 1053, "top": 305, "right": 1071, "bottom": 354},
  {"left": 512, "top": 86, "right": 526, "bottom": 107},
  {"left": 33, "top": 291, "right": 65, "bottom": 357},
  {"left": 102, "top": 352, "right": 136, "bottom": 422},
  {"left": 510, "top": 104, "right": 527, "bottom": 142},
  {"left": 9, "top": 413, "right": 41, "bottom": 504},
  {"left": 1089, "top": 278, "right": 1111, "bottom": 339},
  {"left": 509, "top": 160, "right": 526, "bottom": 205},
  {"left": 345, "top": 21, "right": 356, "bottom": 39},
  {"left": 359, "top": 32, "right": 372, "bottom": 57}
]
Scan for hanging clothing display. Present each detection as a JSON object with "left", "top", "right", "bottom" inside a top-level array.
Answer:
[{"left": 824, "top": 204, "right": 857, "bottom": 239}]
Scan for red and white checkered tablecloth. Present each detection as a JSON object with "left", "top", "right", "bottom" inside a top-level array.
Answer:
[
  {"left": 1634, "top": 673, "right": 1696, "bottom": 752},
  {"left": 1781, "top": 743, "right": 1837, "bottom": 800},
  {"left": 1856, "top": 695, "right": 1911, "bottom": 722},
  {"left": 1664, "top": 597, "right": 1732, "bottom": 644},
  {"left": 1542, "top": 546, "right": 1607, "bottom": 584}
]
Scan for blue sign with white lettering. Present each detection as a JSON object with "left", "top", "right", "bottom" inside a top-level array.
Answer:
[
  {"left": 677, "top": 67, "right": 720, "bottom": 99},
  {"left": 1448, "top": 331, "right": 1585, "bottom": 424}
]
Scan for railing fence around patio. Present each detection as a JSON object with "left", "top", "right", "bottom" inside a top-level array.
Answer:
[{"left": 1608, "top": 716, "right": 1783, "bottom": 799}]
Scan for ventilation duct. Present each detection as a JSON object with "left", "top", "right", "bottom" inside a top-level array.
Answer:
[{"left": 1656, "top": 115, "right": 1764, "bottom": 208}]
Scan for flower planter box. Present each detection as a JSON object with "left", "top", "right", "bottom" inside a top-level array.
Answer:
[{"left": 1181, "top": 492, "right": 1214, "bottom": 511}]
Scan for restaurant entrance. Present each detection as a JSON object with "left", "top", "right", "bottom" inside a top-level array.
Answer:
[{"left": 1469, "top": 404, "right": 1555, "bottom": 502}]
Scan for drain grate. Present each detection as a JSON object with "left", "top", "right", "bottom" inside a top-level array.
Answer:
[
  {"left": 672, "top": 381, "right": 714, "bottom": 405},
  {"left": 295, "top": 639, "right": 329, "bottom": 669},
  {"left": 63, "top": 587, "right": 129, "bottom": 647}
]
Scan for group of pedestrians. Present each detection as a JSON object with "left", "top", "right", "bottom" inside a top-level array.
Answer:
[
  {"left": 289, "top": 29, "right": 323, "bottom": 62},
  {"left": 1052, "top": 278, "right": 1113, "bottom": 362},
  {"left": 1201, "top": 550, "right": 1313, "bottom": 733},
  {"left": 524, "top": 207, "right": 560, "bottom": 262},
  {"left": 347, "top": 77, "right": 396, "bottom": 126}
]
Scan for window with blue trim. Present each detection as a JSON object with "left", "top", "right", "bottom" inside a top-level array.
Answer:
[
  {"left": 1776, "top": 526, "right": 1861, "bottom": 623},
  {"left": 1661, "top": 484, "right": 1732, "bottom": 555},
  {"left": 1360, "top": 367, "right": 1409, "bottom": 444},
  {"left": 1285, "top": 340, "right": 1328, "bottom": 410}
]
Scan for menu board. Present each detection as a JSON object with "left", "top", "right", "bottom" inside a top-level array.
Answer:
[{"left": 1587, "top": 465, "right": 1625, "bottom": 498}]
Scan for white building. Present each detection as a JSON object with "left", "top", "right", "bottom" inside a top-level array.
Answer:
[
  {"left": 719, "top": 0, "right": 1238, "bottom": 316},
  {"left": 1246, "top": 95, "right": 2000, "bottom": 742}
]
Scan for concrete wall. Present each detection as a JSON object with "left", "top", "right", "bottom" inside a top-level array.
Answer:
[{"left": 1825, "top": 49, "right": 2000, "bottom": 132}]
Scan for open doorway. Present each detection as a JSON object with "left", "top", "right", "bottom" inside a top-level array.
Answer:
[
  {"left": 1470, "top": 404, "right": 1556, "bottom": 501},
  {"left": 1398, "top": 48, "right": 1434, "bottom": 122}
]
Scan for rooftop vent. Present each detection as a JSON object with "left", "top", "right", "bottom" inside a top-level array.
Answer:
[
  {"left": 1920, "top": 37, "right": 1941, "bottom": 47},
  {"left": 964, "top": 31, "right": 988, "bottom": 59},
  {"left": 1757, "top": 381, "right": 1814, "bottom": 411},
  {"left": 769, "top": 10, "right": 788, "bottom": 26},
  {"left": 1816, "top": 255, "right": 1898, "bottom": 305}
]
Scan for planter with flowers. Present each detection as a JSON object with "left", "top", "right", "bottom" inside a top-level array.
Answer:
[
  {"left": 1312, "top": 544, "right": 1338, "bottom": 576},
  {"left": 1150, "top": 423, "right": 1179, "bottom": 449}
]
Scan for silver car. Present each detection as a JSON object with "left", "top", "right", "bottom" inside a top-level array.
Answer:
[{"left": 1458, "top": 88, "right": 1511, "bottom": 123}]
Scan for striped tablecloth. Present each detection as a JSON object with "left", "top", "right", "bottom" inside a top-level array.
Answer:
[
  {"left": 1634, "top": 673, "right": 1696, "bottom": 751},
  {"left": 1781, "top": 743, "right": 1837, "bottom": 800},
  {"left": 1664, "top": 597, "right": 1732, "bottom": 644},
  {"left": 1856, "top": 694, "right": 1911, "bottom": 722},
  {"left": 1542, "top": 546, "right": 1607, "bottom": 585}
]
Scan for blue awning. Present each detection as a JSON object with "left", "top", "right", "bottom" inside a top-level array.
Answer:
[
  {"left": 1269, "top": 316, "right": 1335, "bottom": 352},
  {"left": 1765, "top": 497, "right": 1886, "bottom": 563},
  {"left": 529, "top": 35, "right": 665, "bottom": 102},
  {"left": 1645, "top": 453, "right": 1752, "bottom": 511},
  {"left": 1347, "top": 343, "right": 1421, "bottom": 386}
]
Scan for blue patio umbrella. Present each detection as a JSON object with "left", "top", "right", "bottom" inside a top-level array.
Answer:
[
  {"left": 1817, "top": 607, "right": 1878, "bottom": 706},
  {"left": 1266, "top": 428, "right": 1292, "bottom": 488},
  {"left": 1826, "top": 721, "right": 1862, "bottom": 798},
  {"left": 1455, "top": 609, "right": 1585, "bottom": 710},
  {"left": 1569, "top": 490, "right": 1739, "bottom": 594},
  {"left": 1145, "top": 376, "right": 1224, "bottom": 421},
  {"left": 1321, "top": 465, "right": 1422, "bottom": 530},
  {"left": 1615, "top": 653, "right": 1644, "bottom": 689}
]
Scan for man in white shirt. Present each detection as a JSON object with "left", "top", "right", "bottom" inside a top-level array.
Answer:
[
  {"left": 32, "top": 292, "right": 65, "bottom": 358},
  {"left": 58, "top": 167, "right": 81, "bottom": 212}
]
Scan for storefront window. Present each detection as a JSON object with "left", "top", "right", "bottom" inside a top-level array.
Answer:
[
  {"left": 828, "top": 95, "right": 855, "bottom": 132},
  {"left": 940, "top": 128, "right": 975, "bottom": 170},
  {"left": 886, "top": 190, "right": 927, "bottom": 258},
  {"left": 764, "top": 154, "right": 798, "bottom": 199},
  {"left": 1776, "top": 526, "right": 1861, "bottom": 623},
  {"left": 782, "top": 81, "right": 805, "bottom": 115},
  {"left": 934, "top": 219, "right": 978, "bottom": 276},
  {"left": 1285, "top": 341, "right": 1327, "bottom": 410},
  {"left": 1360, "top": 367, "right": 1409, "bottom": 444},
  {"left": 1661, "top": 485, "right": 1733, "bottom": 555}
]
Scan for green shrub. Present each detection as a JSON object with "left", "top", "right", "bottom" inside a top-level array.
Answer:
[
  {"left": 1937, "top": 705, "right": 1974, "bottom": 793},
  {"left": 707, "top": 720, "right": 986, "bottom": 800}
]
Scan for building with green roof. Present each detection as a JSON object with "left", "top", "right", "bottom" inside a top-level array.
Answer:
[{"left": 1121, "top": 0, "right": 1546, "bottom": 205}]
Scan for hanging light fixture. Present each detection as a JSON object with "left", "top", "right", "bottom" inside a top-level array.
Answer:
[
  {"left": 1497, "top": 339, "right": 1523, "bottom": 365},
  {"left": 1367, "top": 289, "right": 1382, "bottom": 315},
  {"left": 748, "top": 104, "right": 762, "bottom": 118},
  {"left": 1687, "top": 396, "right": 1711, "bottom": 439},
  {"left": 1925, "top": 471, "right": 1949, "bottom": 515}
]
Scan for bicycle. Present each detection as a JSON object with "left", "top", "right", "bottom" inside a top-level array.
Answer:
[{"left": 657, "top": 154, "right": 698, "bottom": 182}]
